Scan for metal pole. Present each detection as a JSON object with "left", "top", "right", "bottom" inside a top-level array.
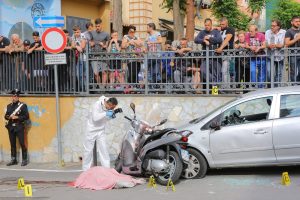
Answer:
[
  {"left": 144, "top": 53, "right": 149, "bottom": 95},
  {"left": 85, "top": 44, "right": 90, "bottom": 94},
  {"left": 205, "top": 47, "right": 210, "bottom": 94},
  {"left": 270, "top": 53, "right": 274, "bottom": 88},
  {"left": 54, "top": 64, "right": 63, "bottom": 166}
]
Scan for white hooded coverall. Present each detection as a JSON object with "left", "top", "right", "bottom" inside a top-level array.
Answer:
[{"left": 82, "top": 96, "right": 112, "bottom": 171}]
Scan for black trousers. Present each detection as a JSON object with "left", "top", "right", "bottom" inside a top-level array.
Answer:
[
  {"left": 127, "top": 61, "right": 141, "bottom": 83},
  {"left": 7, "top": 125, "right": 27, "bottom": 161}
]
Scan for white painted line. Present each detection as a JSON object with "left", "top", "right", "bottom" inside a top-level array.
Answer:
[{"left": 0, "top": 167, "right": 83, "bottom": 173}]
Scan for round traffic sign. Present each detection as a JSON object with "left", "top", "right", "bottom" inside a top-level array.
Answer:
[{"left": 42, "top": 28, "right": 67, "bottom": 54}]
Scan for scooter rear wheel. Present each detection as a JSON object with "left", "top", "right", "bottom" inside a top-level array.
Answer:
[{"left": 156, "top": 151, "right": 182, "bottom": 185}]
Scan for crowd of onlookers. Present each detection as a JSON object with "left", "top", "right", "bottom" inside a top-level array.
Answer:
[{"left": 0, "top": 15, "right": 299, "bottom": 94}]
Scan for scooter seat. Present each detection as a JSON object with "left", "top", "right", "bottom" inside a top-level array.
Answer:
[
  {"left": 146, "top": 128, "right": 175, "bottom": 142},
  {"left": 137, "top": 128, "right": 176, "bottom": 155}
]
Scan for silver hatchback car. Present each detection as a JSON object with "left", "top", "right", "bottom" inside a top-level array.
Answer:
[{"left": 181, "top": 86, "right": 300, "bottom": 179}]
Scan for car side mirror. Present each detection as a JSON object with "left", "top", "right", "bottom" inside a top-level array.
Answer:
[{"left": 210, "top": 121, "right": 221, "bottom": 131}]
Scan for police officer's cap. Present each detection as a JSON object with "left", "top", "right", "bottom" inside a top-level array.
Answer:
[{"left": 11, "top": 89, "right": 21, "bottom": 96}]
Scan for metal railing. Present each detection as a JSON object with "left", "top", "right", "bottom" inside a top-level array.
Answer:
[{"left": 0, "top": 47, "right": 299, "bottom": 95}]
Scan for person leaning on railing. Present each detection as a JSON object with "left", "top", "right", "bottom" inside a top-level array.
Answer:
[
  {"left": 0, "top": 35, "right": 10, "bottom": 91},
  {"left": 63, "top": 29, "right": 73, "bottom": 50},
  {"left": 173, "top": 38, "right": 195, "bottom": 93},
  {"left": 161, "top": 40, "right": 175, "bottom": 85},
  {"left": 215, "top": 17, "right": 236, "bottom": 90},
  {"left": 245, "top": 24, "right": 266, "bottom": 88},
  {"left": 89, "top": 18, "right": 110, "bottom": 88},
  {"left": 60, "top": 29, "right": 73, "bottom": 92},
  {"left": 83, "top": 22, "right": 94, "bottom": 43},
  {"left": 21, "top": 39, "right": 32, "bottom": 89},
  {"left": 145, "top": 23, "right": 163, "bottom": 88},
  {"left": 194, "top": 18, "right": 222, "bottom": 83},
  {"left": 107, "top": 30, "right": 124, "bottom": 89},
  {"left": 234, "top": 31, "right": 250, "bottom": 86},
  {"left": 5, "top": 34, "right": 24, "bottom": 90},
  {"left": 71, "top": 25, "right": 87, "bottom": 91},
  {"left": 265, "top": 19, "right": 286, "bottom": 87},
  {"left": 27, "top": 31, "right": 43, "bottom": 54},
  {"left": 284, "top": 16, "right": 300, "bottom": 82},
  {"left": 7, "top": 34, "right": 24, "bottom": 54},
  {"left": 121, "top": 25, "right": 144, "bottom": 87},
  {"left": 0, "top": 34, "right": 10, "bottom": 53},
  {"left": 27, "top": 31, "right": 48, "bottom": 92}
]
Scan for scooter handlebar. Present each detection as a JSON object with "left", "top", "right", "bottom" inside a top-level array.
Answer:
[{"left": 124, "top": 116, "right": 132, "bottom": 121}]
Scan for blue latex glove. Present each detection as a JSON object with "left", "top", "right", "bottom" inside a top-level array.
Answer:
[{"left": 106, "top": 110, "right": 115, "bottom": 119}]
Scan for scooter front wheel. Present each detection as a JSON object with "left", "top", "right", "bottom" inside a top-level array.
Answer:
[
  {"left": 156, "top": 151, "right": 183, "bottom": 185},
  {"left": 114, "top": 155, "right": 122, "bottom": 173}
]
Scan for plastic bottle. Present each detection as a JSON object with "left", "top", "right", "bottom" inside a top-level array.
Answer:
[{"left": 138, "top": 71, "right": 144, "bottom": 82}]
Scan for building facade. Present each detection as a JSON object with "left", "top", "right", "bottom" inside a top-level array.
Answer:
[{"left": 0, "top": 0, "right": 110, "bottom": 41}]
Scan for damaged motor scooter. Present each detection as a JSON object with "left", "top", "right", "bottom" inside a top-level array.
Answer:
[{"left": 115, "top": 103, "right": 193, "bottom": 185}]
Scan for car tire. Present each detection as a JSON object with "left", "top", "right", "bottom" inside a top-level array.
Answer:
[{"left": 182, "top": 148, "right": 207, "bottom": 179}]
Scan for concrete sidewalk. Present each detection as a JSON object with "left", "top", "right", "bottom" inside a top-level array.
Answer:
[{"left": 0, "top": 161, "right": 82, "bottom": 171}]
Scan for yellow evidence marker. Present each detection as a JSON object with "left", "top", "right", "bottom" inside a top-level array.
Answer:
[
  {"left": 148, "top": 175, "right": 157, "bottom": 188},
  {"left": 17, "top": 178, "right": 25, "bottom": 190},
  {"left": 212, "top": 86, "right": 218, "bottom": 95},
  {"left": 281, "top": 172, "right": 291, "bottom": 186},
  {"left": 166, "top": 179, "right": 176, "bottom": 192},
  {"left": 24, "top": 184, "right": 32, "bottom": 197}
]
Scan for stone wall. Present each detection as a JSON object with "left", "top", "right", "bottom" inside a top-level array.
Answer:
[{"left": 0, "top": 96, "right": 234, "bottom": 163}]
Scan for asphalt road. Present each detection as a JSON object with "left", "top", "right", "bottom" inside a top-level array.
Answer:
[{"left": 0, "top": 162, "right": 299, "bottom": 200}]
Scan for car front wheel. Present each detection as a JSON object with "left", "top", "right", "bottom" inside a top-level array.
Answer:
[{"left": 182, "top": 148, "right": 207, "bottom": 179}]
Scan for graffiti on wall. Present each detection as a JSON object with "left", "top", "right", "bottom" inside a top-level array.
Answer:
[
  {"left": 0, "top": 0, "right": 61, "bottom": 42},
  {"left": 27, "top": 105, "right": 46, "bottom": 127}
]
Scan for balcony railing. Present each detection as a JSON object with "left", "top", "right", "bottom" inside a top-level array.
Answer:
[{"left": 0, "top": 47, "right": 299, "bottom": 96}]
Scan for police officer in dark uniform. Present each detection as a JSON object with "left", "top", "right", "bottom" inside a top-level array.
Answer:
[{"left": 4, "top": 89, "right": 29, "bottom": 166}]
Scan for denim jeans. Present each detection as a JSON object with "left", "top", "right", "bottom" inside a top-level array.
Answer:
[
  {"left": 250, "top": 57, "right": 266, "bottom": 88},
  {"left": 222, "top": 57, "right": 235, "bottom": 88},
  {"left": 289, "top": 56, "right": 300, "bottom": 82},
  {"left": 267, "top": 59, "right": 284, "bottom": 86},
  {"left": 76, "top": 58, "right": 86, "bottom": 91},
  {"left": 147, "top": 59, "right": 161, "bottom": 83}
]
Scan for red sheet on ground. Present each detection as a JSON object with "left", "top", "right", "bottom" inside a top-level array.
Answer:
[{"left": 69, "top": 166, "right": 144, "bottom": 190}]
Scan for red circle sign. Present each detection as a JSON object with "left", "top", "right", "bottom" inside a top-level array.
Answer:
[{"left": 42, "top": 28, "right": 67, "bottom": 54}]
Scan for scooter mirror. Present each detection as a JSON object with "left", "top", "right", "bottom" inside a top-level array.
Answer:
[
  {"left": 158, "top": 119, "right": 167, "bottom": 126},
  {"left": 130, "top": 103, "right": 136, "bottom": 113}
]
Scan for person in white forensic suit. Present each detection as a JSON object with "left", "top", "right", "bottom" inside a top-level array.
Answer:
[{"left": 82, "top": 96, "right": 122, "bottom": 171}]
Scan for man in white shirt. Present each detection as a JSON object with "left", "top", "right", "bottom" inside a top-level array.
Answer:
[
  {"left": 82, "top": 96, "right": 122, "bottom": 171},
  {"left": 265, "top": 19, "right": 286, "bottom": 86}
]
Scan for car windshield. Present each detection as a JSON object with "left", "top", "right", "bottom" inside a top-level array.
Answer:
[{"left": 189, "top": 98, "right": 238, "bottom": 124}]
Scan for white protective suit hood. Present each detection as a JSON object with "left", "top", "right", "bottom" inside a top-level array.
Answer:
[{"left": 87, "top": 96, "right": 110, "bottom": 132}]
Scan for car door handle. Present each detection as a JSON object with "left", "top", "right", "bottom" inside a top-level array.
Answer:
[{"left": 254, "top": 130, "right": 267, "bottom": 134}]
